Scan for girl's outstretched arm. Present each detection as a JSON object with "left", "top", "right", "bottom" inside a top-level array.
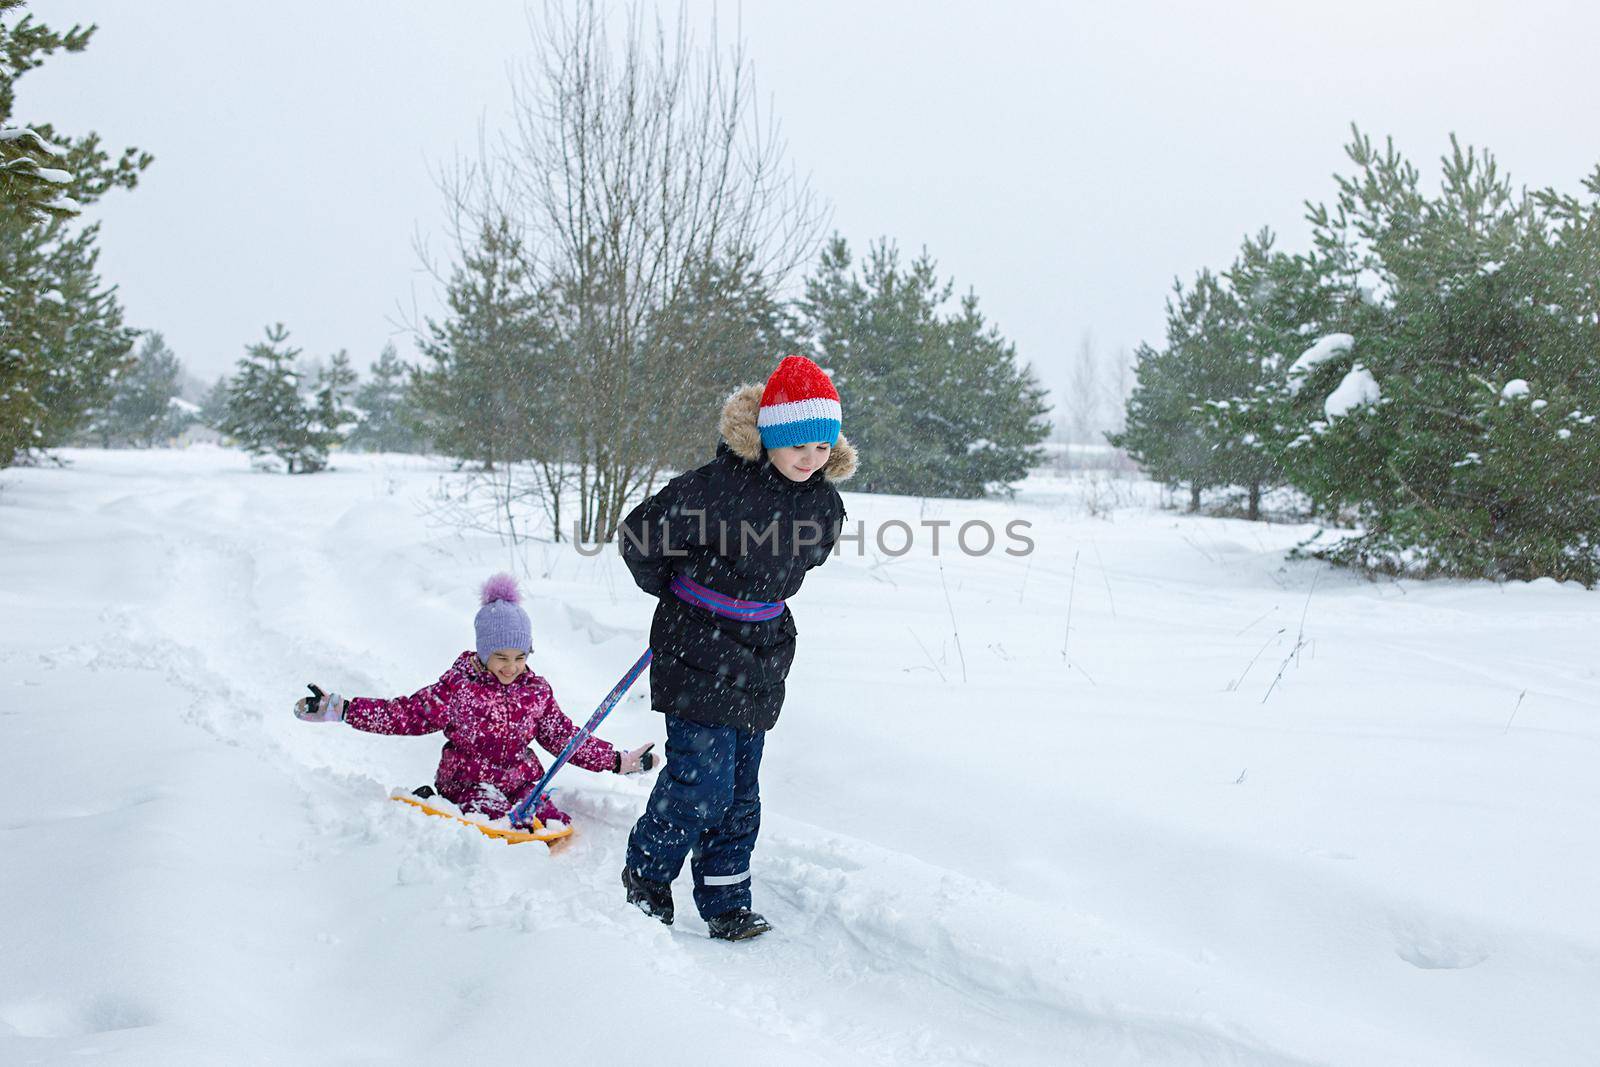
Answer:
[
  {"left": 532, "top": 688, "right": 618, "bottom": 773},
  {"left": 344, "top": 665, "right": 460, "bottom": 736}
]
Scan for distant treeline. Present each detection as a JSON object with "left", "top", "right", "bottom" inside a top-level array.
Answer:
[{"left": 2, "top": 1, "right": 1052, "bottom": 534}]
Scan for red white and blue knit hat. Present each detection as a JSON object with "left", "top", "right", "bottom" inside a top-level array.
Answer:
[{"left": 757, "top": 355, "right": 841, "bottom": 449}]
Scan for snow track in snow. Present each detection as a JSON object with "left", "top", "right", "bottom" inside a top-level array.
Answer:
[{"left": 100, "top": 461, "right": 1296, "bottom": 1065}]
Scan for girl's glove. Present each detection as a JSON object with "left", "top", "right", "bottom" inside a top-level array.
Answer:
[
  {"left": 616, "top": 742, "right": 657, "bottom": 775},
  {"left": 294, "top": 684, "right": 347, "bottom": 723}
]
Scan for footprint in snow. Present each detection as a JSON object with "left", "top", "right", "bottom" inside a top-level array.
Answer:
[
  {"left": 0, "top": 994, "right": 158, "bottom": 1037},
  {"left": 1392, "top": 917, "right": 1490, "bottom": 970}
]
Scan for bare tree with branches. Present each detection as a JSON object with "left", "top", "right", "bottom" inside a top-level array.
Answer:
[
  {"left": 1064, "top": 331, "right": 1103, "bottom": 444},
  {"left": 430, "top": 2, "right": 825, "bottom": 543}
]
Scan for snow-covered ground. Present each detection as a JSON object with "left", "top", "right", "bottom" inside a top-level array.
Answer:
[{"left": 2, "top": 448, "right": 1596, "bottom": 1065}]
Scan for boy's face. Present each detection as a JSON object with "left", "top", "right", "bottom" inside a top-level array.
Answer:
[
  {"left": 484, "top": 649, "right": 529, "bottom": 684},
  {"left": 767, "top": 442, "right": 831, "bottom": 482}
]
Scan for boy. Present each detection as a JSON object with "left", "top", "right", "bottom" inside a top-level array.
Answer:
[{"left": 619, "top": 355, "right": 856, "bottom": 940}]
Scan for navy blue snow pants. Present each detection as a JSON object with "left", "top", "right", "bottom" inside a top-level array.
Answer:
[{"left": 625, "top": 714, "right": 765, "bottom": 920}]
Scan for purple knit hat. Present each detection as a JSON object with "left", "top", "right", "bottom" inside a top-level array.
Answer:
[{"left": 475, "top": 573, "right": 531, "bottom": 661}]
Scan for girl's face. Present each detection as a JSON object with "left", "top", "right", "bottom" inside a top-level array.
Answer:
[
  {"left": 767, "top": 442, "right": 831, "bottom": 482},
  {"left": 484, "top": 649, "right": 529, "bottom": 685}
]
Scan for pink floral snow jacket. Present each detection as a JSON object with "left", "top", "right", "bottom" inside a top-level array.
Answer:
[{"left": 345, "top": 652, "right": 616, "bottom": 820}]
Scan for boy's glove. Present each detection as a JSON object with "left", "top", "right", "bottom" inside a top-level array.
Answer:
[
  {"left": 616, "top": 742, "right": 657, "bottom": 775},
  {"left": 294, "top": 684, "right": 347, "bottom": 723}
]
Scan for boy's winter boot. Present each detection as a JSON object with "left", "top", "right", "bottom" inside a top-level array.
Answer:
[
  {"left": 707, "top": 908, "right": 772, "bottom": 942},
  {"left": 621, "top": 867, "right": 675, "bottom": 925}
]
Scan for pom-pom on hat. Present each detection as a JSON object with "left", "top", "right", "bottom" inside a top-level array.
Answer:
[
  {"left": 757, "top": 355, "right": 841, "bottom": 450},
  {"left": 475, "top": 573, "right": 532, "bottom": 662}
]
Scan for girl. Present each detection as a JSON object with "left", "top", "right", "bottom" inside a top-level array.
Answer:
[
  {"left": 618, "top": 355, "right": 857, "bottom": 940},
  {"left": 293, "top": 574, "right": 657, "bottom": 829}
]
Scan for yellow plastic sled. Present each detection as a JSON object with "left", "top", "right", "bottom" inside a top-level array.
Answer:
[{"left": 389, "top": 788, "right": 574, "bottom": 845}]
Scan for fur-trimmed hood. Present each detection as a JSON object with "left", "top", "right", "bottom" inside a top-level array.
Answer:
[{"left": 718, "top": 383, "right": 858, "bottom": 483}]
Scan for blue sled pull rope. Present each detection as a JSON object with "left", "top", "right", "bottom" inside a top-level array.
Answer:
[{"left": 508, "top": 647, "right": 654, "bottom": 830}]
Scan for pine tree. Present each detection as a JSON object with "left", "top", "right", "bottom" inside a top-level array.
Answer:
[
  {"left": 221, "top": 324, "right": 329, "bottom": 474},
  {"left": 0, "top": 3, "right": 85, "bottom": 221},
  {"left": 1200, "top": 231, "right": 1343, "bottom": 519},
  {"left": 307, "top": 348, "right": 356, "bottom": 457},
  {"left": 198, "top": 375, "right": 229, "bottom": 431},
  {"left": 347, "top": 342, "right": 422, "bottom": 453},
  {"left": 0, "top": 2, "right": 152, "bottom": 467},
  {"left": 643, "top": 256, "right": 806, "bottom": 470},
  {"left": 942, "top": 290, "right": 1054, "bottom": 494},
  {"left": 410, "top": 218, "right": 543, "bottom": 469},
  {"left": 1112, "top": 270, "right": 1244, "bottom": 511},
  {"left": 1282, "top": 130, "right": 1600, "bottom": 581},
  {"left": 801, "top": 236, "right": 1050, "bottom": 498},
  {"left": 98, "top": 331, "right": 188, "bottom": 446},
  {"left": 1136, "top": 126, "right": 1600, "bottom": 581}
]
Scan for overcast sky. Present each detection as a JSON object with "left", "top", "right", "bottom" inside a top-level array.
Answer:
[{"left": 21, "top": 0, "right": 1600, "bottom": 413}]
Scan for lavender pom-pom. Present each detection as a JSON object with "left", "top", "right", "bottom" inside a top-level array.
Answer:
[{"left": 480, "top": 573, "right": 521, "bottom": 606}]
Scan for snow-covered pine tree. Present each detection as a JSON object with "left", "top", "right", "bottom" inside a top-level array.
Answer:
[
  {"left": 0, "top": 121, "right": 74, "bottom": 220},
  {"left": 410, "top": 218, "right": 542, "bottom": 470},
  {"left": 1277, "top": 129, "right": 1600, "bottom": 582},
  {"left": 1112, "top": 270, "right": 1245, "bottom": 511},
  {"left": 801, "top": 236, "right": 1050, "bottom": 497},
  {"left": 1199, "top": 230, "right": 1343, "bottom": 519},
  {"left": 97, "top": 331, "right": 188, "bottom": 446},
  {"left": 0, "top": 2, "right": 83, "bottom": 222},
  {"left": 221, "top": 324, "right": 327, "bottom": 474},
  {"left": 0, "top": 1, "right": 152, "bottom": 467},
  {"left": 347, "top": 342, "right": 422, "bottom": 453},
  {"left": 198, "top": 375, "right": 229, "bottom": 432},
  {"left": 306, "top": 348, "right": 356, "bottom": 460},
  {"left": 946, "top": 290, "right": 1054, "bottom": 495},
  {"left": 1110, "top": 340, "right": 1202, "bottom": 507}
]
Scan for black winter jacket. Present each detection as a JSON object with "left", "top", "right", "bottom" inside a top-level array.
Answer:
[{"left": 619, "top": 384, "right": 857, "bottom": 732}]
